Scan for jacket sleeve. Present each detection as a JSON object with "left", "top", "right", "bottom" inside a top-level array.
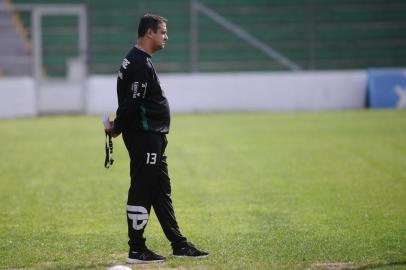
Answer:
[
  {"left": 113, "top": 59, "right": 149, "bottom": 135},
  {"left": 112, "top": 74, "right": 127, "bottom": 135}
]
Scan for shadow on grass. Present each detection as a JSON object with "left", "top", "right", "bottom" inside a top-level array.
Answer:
[{"left": 357, "top": 260, "right": 406, "bottom": 270}]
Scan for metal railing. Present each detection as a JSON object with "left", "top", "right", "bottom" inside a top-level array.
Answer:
[{"left": 190, "top": 0, "right": 302, "bottom": 72}]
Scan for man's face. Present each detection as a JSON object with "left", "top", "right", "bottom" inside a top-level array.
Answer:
[{"left": 151, "top": 22, "right": 168, "bottom": 51}]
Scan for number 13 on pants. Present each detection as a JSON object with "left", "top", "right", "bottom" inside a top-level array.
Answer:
[{"left": 146, "top": 152, "right": 157, "bottom": 164}]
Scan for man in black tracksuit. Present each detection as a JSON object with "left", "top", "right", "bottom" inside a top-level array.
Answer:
[{"left": 105, "top": 14, "right": 208, "bottom": 264}]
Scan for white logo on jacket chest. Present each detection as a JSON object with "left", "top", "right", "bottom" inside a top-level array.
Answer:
[
  {"left": 131, "top": 81, "right": 148, "bottom": 99},
  {"left": 132, "top": 82, "right": 139, "bottom": 98}
]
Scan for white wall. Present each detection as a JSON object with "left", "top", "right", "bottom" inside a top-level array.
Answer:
[
  {"left": 162, "top": 71, "right": 366, "bottom": 112},
  {"left": 38, "top": 80, "right": 85, "bottom": 114},
  {"left": 0, "top": 77, "right": 37, "bottom": 118},
  {"left": 86, "top": 76, "right": 117, "bottom": 114},
  {"left": 0, "top": 71, "right": 367, "bottom": 119},
  {"left": 87, "top": 71, "right": 367, "bottom": 115}
]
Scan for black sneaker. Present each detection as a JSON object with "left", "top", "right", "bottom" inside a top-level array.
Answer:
[
  {"left": 128, "top": 248, "right": 166, "bottom": 264},
  {"left": 173, "top": 242, "right": 209, "bottom": 258}
]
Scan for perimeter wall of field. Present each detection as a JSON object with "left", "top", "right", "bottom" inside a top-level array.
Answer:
[{"left": 0, "top": 70, "right": 367, "bottom": 118}]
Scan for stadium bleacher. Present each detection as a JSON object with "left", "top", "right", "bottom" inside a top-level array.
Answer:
[{"left": 8, "top": 0, "right": 406, "bottom": 76}]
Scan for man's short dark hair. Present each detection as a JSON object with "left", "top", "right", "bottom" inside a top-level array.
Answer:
[{"left": 138, "top": 14, "right": 167, "bottom": 38}]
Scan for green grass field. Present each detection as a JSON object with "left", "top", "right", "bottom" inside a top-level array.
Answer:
[{"left": 0, "top": 110, "right": 405, "bottom": 270}]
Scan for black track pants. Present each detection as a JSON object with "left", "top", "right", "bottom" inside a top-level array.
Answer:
[{"left": 122, "top": 131, "right": 187, "bottom": 250}]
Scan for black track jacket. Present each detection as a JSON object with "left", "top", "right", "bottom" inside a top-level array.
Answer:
[{"left": 113, "top": 46, "right": 170, "bottom": 135}]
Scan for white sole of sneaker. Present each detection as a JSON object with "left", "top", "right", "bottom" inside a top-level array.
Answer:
[
  {"left": 127, "top": 258, "right": 165, "bottom": 264},
  {"left": 173, "top": 254, "right": 209, "bottom": 259}
]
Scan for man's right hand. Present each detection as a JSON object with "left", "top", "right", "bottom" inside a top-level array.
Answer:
[{"left": 105, "top": 121, "right": 119, "bottom": 138}]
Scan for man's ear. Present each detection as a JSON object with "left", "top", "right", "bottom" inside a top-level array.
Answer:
[{"left": 146, "top": 28, "right": 154, "bottom": 39}]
